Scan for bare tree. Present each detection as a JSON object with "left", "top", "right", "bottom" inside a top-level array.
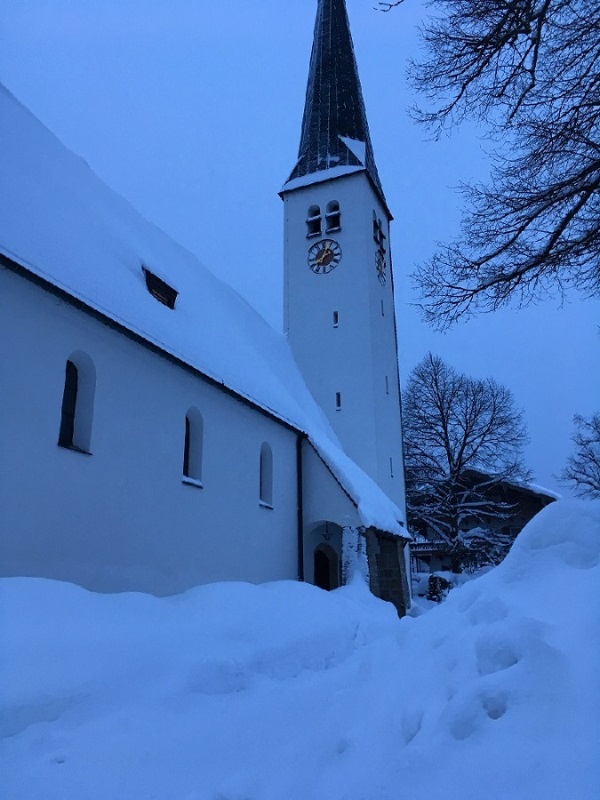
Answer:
[
  {"left": 561, "top": 413, "right": 600, "bottom": 498},
  {"left": 403, "top": 353, "right": 530, "bottom": 568},
  {"left": 378, "top": 0, "right": 600, "bottom": 328}
]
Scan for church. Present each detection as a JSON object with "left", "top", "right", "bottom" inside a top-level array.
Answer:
[{"left": 0, "top": 0, "right": 411, "bottom": 614}]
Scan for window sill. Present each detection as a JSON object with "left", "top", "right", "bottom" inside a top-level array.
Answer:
[
  {"left": 182, "top": 477, "right": 204, "bottom": 489},
  {"left": 57, "top": 442, "right": 92, "bottom": 455},
  {"left": 259, "top": 500, "right": 274, "bottom": 510},
  {"left": 306, "top": 232, "right": 321, "bottom": 239},
  {"left": 326, "top": 226, "right": 341, "bottom": 234}
]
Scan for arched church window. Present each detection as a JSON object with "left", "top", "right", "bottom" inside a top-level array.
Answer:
[
  {"left": 259, "top": 442, "right": 273, "bottom": 507},
  {"left": 58, "top": 351, "right": 96, "bottom": 453},
  {"left": 325, "top": 201, "right": 341, "bottom": 232},
  {"left": 183, "top": 408, "right": 204, "bottom": 485},
  {"left": 306, "top": 205, "right": 322, "bottom": 237}
]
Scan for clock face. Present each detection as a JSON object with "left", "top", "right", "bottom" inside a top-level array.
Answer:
[
  {"left": 375, "top": 249, "right": 386, "bottom": 285},
  {"left": 308, "top": 238, "right": 342, "bottom": 274}
]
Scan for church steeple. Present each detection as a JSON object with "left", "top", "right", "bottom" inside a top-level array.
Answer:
[
  {"left": 281, "top": 0, "right": 405, "bottom": 515},
  {"left": 285, "top": 0, "right": 388, "bottom": 213}
]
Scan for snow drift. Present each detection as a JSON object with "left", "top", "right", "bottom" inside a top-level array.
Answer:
[{"left": 1, "top": 499, "right": 599, "bottom": 799}]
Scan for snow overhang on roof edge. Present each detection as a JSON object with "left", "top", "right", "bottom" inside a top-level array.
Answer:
[{"left": 279, "top": 164, "right": 392, "bottom": 220}]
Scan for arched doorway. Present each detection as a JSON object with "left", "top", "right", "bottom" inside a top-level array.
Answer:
[{"left": 313, "top": 543, "right": 340, "bottom": 591}]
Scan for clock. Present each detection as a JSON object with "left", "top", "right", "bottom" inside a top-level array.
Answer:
[
  {"left": 308, "top": 238, "right": 342, "bottom": 274},
  {"left": 375, "top": 248, "right": 386, "bottom": 285}
]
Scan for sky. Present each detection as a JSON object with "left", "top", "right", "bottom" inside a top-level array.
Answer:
[{"left": 1, "top": 0, "right": 598, "bottom": 496}]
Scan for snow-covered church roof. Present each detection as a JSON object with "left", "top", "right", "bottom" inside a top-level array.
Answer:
[{"left": 0, "top": 82, "right": 406, "bottom": 536}]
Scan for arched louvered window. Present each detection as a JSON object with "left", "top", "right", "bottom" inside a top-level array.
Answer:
[
  {"left": 325, "top": 200, "right": 341, "bottom": 232},
  {"left": 58, "top": 351, "right": 96, "bottom": 453},
  {"left": 259, "top": 442, "right": 273, "bottom": 507},
  {"left": 306, "top": 205, "right": 322, "bottom": 237},
  {"left": 183, "top": 408, "right": 204, "bottom": 485}
]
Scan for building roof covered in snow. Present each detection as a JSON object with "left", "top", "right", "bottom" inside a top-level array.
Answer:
[
  {"left": 282, "top": 0, "right": 388, "bottom": 214},
  {"left": 0, "top": 81, "right": 406, "bottom": 536}
]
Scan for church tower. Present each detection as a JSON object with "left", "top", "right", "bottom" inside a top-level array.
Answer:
[{"left": 281, "top": 0, "right": 406, "bottom": 512}]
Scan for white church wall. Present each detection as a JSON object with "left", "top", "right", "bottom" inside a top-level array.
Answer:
[
  {"left": 300, "top": 441, "right": 362, "bottom": 584},
  {"left": 0, "top": 266, "right": 300, "bottom": 594}
]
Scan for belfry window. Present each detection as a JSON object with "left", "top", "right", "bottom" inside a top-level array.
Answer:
[
  {"left": 325, "top": 201, "right": 341, "bottom": 232},
  {"left": 373, "top": 212, "right": 386, "bottom": 250},
  {"left": 335, "top": 392, "right": 342, "bottom": 410},
  {"left": 306, "top": 205, "right": 322, "bottom": 237},
  {"left": 259, "top": 442, "right": 274, "bottom": 507}
]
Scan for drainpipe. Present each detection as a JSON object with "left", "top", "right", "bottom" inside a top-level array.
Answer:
[{"left": 296, "top": 433, "right": 305, "bottom": 581}]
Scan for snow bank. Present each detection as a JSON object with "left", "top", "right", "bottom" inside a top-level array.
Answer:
[{"left": 2, "top": 501, "right": 598, "bottom": 799}]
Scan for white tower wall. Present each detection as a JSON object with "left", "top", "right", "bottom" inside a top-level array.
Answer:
[{"left": 283, "top": 172, "right": 405, "bottom": 512}]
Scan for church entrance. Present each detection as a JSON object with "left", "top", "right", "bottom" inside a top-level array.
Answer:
[{"left": 313, "top": 543, "right": 340, "bottom": 591}]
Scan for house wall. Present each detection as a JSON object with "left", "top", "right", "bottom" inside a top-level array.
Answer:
[{"left": 0, "top": 266, "right": 301, "bottom": 594}]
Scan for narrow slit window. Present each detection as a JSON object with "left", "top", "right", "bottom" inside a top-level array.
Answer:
[
  {"left": 335, "top": 392, "right": 342, "bottom": 410},
  {"left": 58, "top": 360, "right": 78, "bottom": 448},
  {"left": 325, "top": 201, "right": 341, "bottom": 232},
  {"left": 306, "top": 205, "right": 322, "bottom": 237},
  {"left": 57, "top": 352, "right": 96, "bottom": 453},
  {"left": 381, "top": 300, "right": 385, "bottom": 317},
  {"left": 390, "top": 457, "right": 394, "bottom": 478},
  {"left": 183, "top": 408, "right": 203, "bottom": 484},
  {"left": 333, "top": 311, "right": 339, "bottom": 328},
  {"left": 385, "top": 375, "right": 389, "bottom": 394},
  {"left": 143, "top": 267, "right": 178, "bottom": 309},
  {"left": 259, "top": 442, "right": 273, "bottom": 506}
]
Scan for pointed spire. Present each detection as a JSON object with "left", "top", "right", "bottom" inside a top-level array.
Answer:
[{"left": 284, "top": 0, "right": 387, "bottom": 209}]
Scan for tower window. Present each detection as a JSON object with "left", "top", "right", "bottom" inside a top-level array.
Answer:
[
  {"left": 259, "top": 442, "right": 274, "bottom": 507},
  {"left": 333, "top": 311, "right": 339, "bottom": 327},
  {"left": 385, "top": 375, "right": 389, "bottom": 394},
  {"left": 381, "top": 300, "right": 385, "bottom": 317},
  {"left": 143, "top": 266, "right": 178, "bottom": 309},
  {"left": 373, "top": 212, "right": 386, "bottom": 249},
  {"left": 306, "top": 205, "right": 322, "bottom": 237},
  {"left": 335, "top": 392, "right": 342, "bottom": 410},
  {"left": 58, "top": 352, "right": 96, "bottom": 453},
  {"left": 325, "top": 201, "right": 341, "bottom": 232},
  {"left": 183, "top": 408, "right": 204, "bottom": 486},
  {"left": 390, "top": 457, "right": 394, "bottom": 478}
]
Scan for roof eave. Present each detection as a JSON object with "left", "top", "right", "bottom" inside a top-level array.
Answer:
[{"left": 279, "top": 167, "right": 393, "bottom": 221}]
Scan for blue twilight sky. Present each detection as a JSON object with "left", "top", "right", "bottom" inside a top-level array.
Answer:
[{"left": 1, "top": 0, "right": 598, "bottom": 495}]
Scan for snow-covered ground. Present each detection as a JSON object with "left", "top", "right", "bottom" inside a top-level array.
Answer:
[{"left": 2, "top": 500, "right": 599, "bottom": 800}]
